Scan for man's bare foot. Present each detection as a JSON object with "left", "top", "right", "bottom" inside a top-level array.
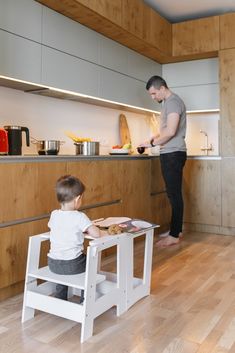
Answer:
[
  {"left": 159, "top": 231, "right": 183, "bottom": 239},
  {"left": 156, "top": 235, "right": 180, "bottom": 248},
  {"left": 159, "top": 231, "right": 169, "bottom": 238}
]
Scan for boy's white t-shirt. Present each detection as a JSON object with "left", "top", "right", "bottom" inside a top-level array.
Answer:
[{"left": 47, "top": 209, "right": 93, "bottom": 260}]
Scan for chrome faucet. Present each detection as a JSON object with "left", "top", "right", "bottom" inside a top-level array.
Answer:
[{"left": 200, "top": 130, "right": 213, "bottom": 155}]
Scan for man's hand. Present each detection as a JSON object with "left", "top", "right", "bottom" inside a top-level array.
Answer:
[{"left": 138, "top": 141, "right": 152, "bottom": 148}]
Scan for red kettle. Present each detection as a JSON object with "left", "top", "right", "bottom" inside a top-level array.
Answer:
[{"left": 0, "top": 128, "right": 8, "bottom": 155}]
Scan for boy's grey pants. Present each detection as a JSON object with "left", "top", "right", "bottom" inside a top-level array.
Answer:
[{"left": 48, "top": 253, "right": 86, "bottom": 301}]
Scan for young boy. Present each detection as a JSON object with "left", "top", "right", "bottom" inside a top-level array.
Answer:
[{"left": 47, "top": 175, "right": 102, "bottom": 301}]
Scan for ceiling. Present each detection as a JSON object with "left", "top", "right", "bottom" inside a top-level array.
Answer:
[{"left": 144, "top": 0, "right": 235, "bottom": 23}]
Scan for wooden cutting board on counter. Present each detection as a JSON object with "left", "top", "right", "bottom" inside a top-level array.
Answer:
[
  {"left": 149, "top": 114, "right": 159, "bottom": 136},
  {"left": 119, "top": 114, "right": 131, "bottom": 145}
]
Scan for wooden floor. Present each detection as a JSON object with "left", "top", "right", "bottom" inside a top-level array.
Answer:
[{"left": 1, "top": 231, "right": 235, "bottom": 353}]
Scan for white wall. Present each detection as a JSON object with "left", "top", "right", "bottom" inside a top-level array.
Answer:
[
  {"left": 186, "top": 113, "right": 219, "bottom": 156},
  {"left": 0, "top": 87, "right": 153, "bottom": 155}
]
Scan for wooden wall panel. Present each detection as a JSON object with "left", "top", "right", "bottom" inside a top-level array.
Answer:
[
  {"left": 122, "top": 0, "right": 144, "bottom": 39},
  {"left": 183, "top": 160, "right": 221, "bottom": 225},
  {"left": 143, "top": 8, "right": 172, "bottom": 57},
  {"left": 79, "top": 0, "right": 122, "bottom": 26},
  {"left": 173, "top": 16, "right": 219, "bottom": 57},
  {"left": 220, "top": 13, "right": 235, "bottom": 50},
  {"left": 219, "top": 48, "right": 235, "bottom": 156}
]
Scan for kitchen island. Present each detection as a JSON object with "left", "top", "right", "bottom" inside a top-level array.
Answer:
[{"left": 0, "top": 154, "right": 170, "bottom": 301}]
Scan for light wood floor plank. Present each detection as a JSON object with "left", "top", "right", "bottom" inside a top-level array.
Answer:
[{"left": 1, "top": 232, "right": 235, "bottom": 352}]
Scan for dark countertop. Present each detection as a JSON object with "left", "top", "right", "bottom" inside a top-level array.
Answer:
[
  {"left": 0, "top": 154, "right": 157, "bottom": 163},
  {"left": 0, "top": 154, "right": 221, "bottom": 164}
]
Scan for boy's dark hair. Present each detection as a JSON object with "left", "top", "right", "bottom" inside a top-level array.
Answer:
[
  {"left": 146, "top": 75, "right": 168, "bottom": 90},
  {"left": 56, "top": 175, "right": 85, "bottom": 203}
]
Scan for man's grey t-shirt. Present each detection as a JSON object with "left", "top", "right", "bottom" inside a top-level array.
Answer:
[{"left": 160, "top": 92, "right": 187, "bottom": 154}]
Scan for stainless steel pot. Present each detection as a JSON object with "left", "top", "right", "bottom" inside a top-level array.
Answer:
[
  {"left": 74, "top": 141, "right": 99, "bottom": 156},
  {"left": 74, "top": 142, "right": 82, "bottom": 155},
  {"left": 32, "top": 138, "right": 64, "bottom": 155}
]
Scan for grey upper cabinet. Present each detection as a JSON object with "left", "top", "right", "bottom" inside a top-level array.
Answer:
[
  {"left": 173, "top": 84, "right": 219, "bottom": 111},
  {"left": 41, "top": 46, "right": 100, "bottom": 97},
  {"left": 99, "top": 67, "right": 128, "bottom": 104},
  {"left": 127, "top": 49, "right": 162, "bottom": 82},
  {"left": 0, "top": 0, "right": 42, "bottom": 42},
  {"left": 41, "top": 5, "right": 160, "bottom": 111},
  {"left": 124, "top": 77, "right": 158, "bottom": 110},
  {"left": 99, "top": 67, "right": 159, "bottom": 111},
  {"left": 162, "top": 58, "right": 219, "bottom": 111},
  {"left": 0, "top": 30, "right": 41, "bottom": 83},
  {"left": 99, "top": 37, "right": 162, "bottom": 84},
  {"left": 163, "top": 58, "right": 218, "bottom": 87},
  {"left": 0, "top": 1, "right": 161, "bottom": 111},
  {"left": 99, "top": 37, "right": 129, "bottom": 75},
  {"left": 42, "top": 7, "right": 99, "bottom": 63}
]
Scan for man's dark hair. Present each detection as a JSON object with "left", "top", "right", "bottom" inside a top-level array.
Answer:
[
  {"left": 56, "top": 175, "right": 85, "bottom": 203},
  {"left": 146, "top": 75, "right": 168, "bottom": 90}
]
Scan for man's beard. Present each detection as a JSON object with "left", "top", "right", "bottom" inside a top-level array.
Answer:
[{"left": 157, "top": 99, "right": 163, "bottom": 103}]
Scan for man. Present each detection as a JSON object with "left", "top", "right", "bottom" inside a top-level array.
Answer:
[{"left": 141, "top": 75, "right": 187, "bottom": 247}]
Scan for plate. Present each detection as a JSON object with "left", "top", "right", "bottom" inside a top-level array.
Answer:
[
  {"left": 109, "top": 152, "right": 129, "bottom": 155},
  {"left": 94, "top": 217, "right": 131, "bottom": 227},
  {"left": 131, "top": 220, "right": 152, "bottom": 228},
  {"left": 109, "top": 148, "right": 129, "bottom": 155}
]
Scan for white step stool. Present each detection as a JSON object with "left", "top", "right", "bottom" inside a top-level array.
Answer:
[{"left": 22, "top": 232, "right": 127, "bottom": 343}]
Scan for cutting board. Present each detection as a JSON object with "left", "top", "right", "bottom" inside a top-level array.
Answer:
[
  {"left": 149, "top": 114, "right": 159, "bottom": 135},
  {"left": 119, "top": 114, "right": 131, "bottom": 145}
]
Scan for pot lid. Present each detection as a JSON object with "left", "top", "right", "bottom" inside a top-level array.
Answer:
[{"left": 4, "top": 125, "right": 22, "bottom": 130}]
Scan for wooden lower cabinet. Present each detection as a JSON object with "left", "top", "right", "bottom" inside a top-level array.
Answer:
[
  {"left": 151, "top": 157, "right": 165, "bottom": 194},
  {"left": 0, "top": 219, "right": 49, "bottom": 301},
  {"left": 150, "top": 158, "right": 170, "bottom": 232},
  {"left": 0, "top": 162, "right": 67, "bottom": 224},
  {"left": 151, "top": 192, "right": 171, "bottom": 232},
  {"left": 67, "top": 159, "right": 152, "bottom": 221},
  {"left": 66, "top": 160, "right": 122, "bottom": 207},
  {"left": 121, "top": 159, "right": 151, "bottom": 221},
  {"left": 221, "top": 158, "right": 235, "bottom": 227},
  {"left": 0, "top": 157, "right": 162, "bottom": 300},
  {"left": 183, "top": 159, "right": 221, "bottom": 226},
  {"left": 67, "top": 159, "right": 123, "bottom": 220}
]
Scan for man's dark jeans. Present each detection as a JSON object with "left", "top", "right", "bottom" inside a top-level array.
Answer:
[{"left": 160, "top": 151, "right": 187, "bottom": 238}]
